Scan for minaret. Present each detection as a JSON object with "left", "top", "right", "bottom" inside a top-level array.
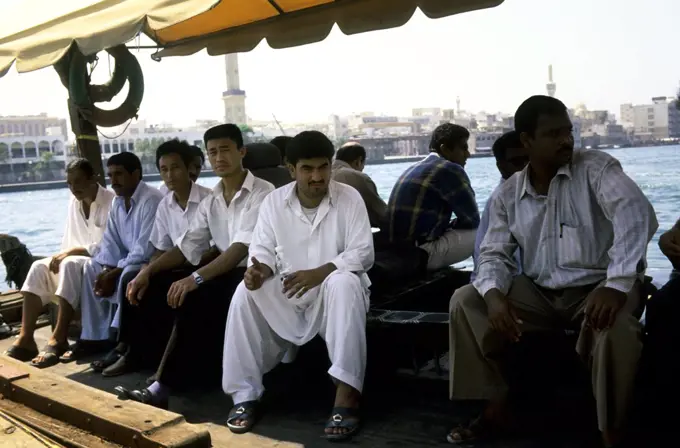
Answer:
[
  {"left": 546, "top": 64, "right": 556, "bottom": 98},
  {"left": 456, "top": 96, "right": 461, "bottom": 115},
  {"left": 222, "top": 54, "right": 247, "bottom": 124}
]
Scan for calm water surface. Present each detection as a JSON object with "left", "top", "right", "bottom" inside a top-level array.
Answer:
[{"left": 1, "top": 146, "right": 678, "bottom": 290}]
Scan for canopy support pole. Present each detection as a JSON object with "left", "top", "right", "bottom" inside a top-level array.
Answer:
[{"left": 67, "top": 100, "right": 106, "bottom": 187}]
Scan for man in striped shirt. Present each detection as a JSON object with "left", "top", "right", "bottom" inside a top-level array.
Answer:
[
  {"left": 385, "top": 123, "right": 480, "bottom": 270},
  {"left": 447, "top": 96, "right": 657, "bottom": 447}
]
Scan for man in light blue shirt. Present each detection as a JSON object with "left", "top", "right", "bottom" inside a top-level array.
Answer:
[
  {"left": 61, "top": 152, "right": 163, "bottom": 361},
  {"left": 471, "top": 131, "right": 528, "bottom": 282}
]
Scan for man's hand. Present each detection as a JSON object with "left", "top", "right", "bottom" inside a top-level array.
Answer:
[
  {"left": 94, "top": 269, "right": 120, "bottom": 297},
  {"left": 659, "top": 227, "right": 680, "bottom": 266},
  {"left": 49, "top": 252, "right": 69, "bottom": 274},
  {"left": 282, "top": 265, "right": 332, "bottom": 299},
  {"left": 126, "top": 268, "right": 151, "bottom": 306},
  {"left": 167, "top": 276, "right": 198, "bottom": 309},
  {"left": 244, "top": 257, "right": 273, "bottom": 291},
  {"left": 485, "top": 289, "right": 523, "bottom": 342},
  {"left": 584, "top": 286, "right": 627, "bottom": 331}
]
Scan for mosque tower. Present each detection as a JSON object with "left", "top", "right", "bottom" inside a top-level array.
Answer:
[
  {"left": 546, "top": 64, "right": 557, "bottom": 98},
  {"left": 222, "top": 54, "right": 247, "bottom": 124}
]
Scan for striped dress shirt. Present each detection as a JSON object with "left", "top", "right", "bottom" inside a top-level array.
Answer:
[{"left": 474, "top": 150, "right": 658, "bottom": 297}]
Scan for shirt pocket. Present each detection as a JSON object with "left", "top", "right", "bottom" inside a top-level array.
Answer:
[{"left": 557, "top": 224, "right": 585, "bottom": 268}]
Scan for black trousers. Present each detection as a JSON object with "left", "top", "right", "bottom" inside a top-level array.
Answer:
[{"left": 120, "top": 268, "right": 246, "bottom": 389}]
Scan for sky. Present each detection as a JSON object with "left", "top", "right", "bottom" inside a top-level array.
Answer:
[{"left": 0, "top": 0, "right": 679, "bottom": 127}]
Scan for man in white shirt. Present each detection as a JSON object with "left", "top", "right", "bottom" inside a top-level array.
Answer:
[
  {"left": 447, "top": 96, "right": 658, "bottom": 447},
  {"left": 60, "top": 152, "right": 164, "bottom": 362},
  {"left": 90, "top": 139, "right": 211, "bottom": 375},
  {"left": 158, "top": 144, "right": 204, "bottom": 195},
  {"left": 470, "top": 131, "right": 528, "bottom": 282},
  {"left": 222, "top": 131, "right": 374, "bottom": 442},
  {"left": 5, "top": 159, "right": 114, "bottom": 367},
  {"left": 112, "top": 124, "right": 274, "bottom": 408}
]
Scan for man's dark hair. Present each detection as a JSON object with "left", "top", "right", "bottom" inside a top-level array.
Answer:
[
  {"left": 429, "top": 123, "right": 470, "bottom": 152},
  {"left": 514, "top": 95, "right": 568, "bottom": 136},
  {"left": 492, "top": 131, "right": 523, "bottom": 161},
  {"left": 270, "top": 136, "right": 293, "bottom": 162},
  {"left": 189, "top": 145, "right": 205, "bottom": 165},
  {"left": 66, "top": 158, "right": 95, "bottom": 178},
  {"left": 107, "top": 151, "right": 143, "bottom": 177},
  {"left": 203, "top": 124, "right": 243, "bottom": 148},
  {"left": 155, "top": 139, "right": 193, "bottom": 171},
  {"left": 336, "top": 144, "right": 366, "bottom": 164},
  {"left": 286, "top": 131, "right": 335, "bottom": 166}
]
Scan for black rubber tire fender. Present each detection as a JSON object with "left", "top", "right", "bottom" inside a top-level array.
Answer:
[{"left": 68, "top": 45, "right": 144, "bottom": 128}]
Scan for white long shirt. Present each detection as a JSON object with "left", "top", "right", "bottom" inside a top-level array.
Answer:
[
  {"left": 249, "top": 180, "right": 375, "bottom": 303},
  {"left": 61, "top": 185, "right": 115, "bottom": 257},
  {"left": 177, "top": 171, "right": 275, "bottom": 266},
  {"left": 474, "top": 150, "right": 658, "bottom": 297},
  {"left": 149, "top": 182, "right": 212, "bottom": 252}
]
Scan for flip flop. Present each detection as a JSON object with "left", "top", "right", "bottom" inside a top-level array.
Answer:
[
  {"left": 59, "top": 340, "right": 112, "bottom": 363},
  {"left": 324, "top": 407, "right": 361, "bottom": 442},
  {"left": 30, "top": 343, "right": 69, "bottom": 368},
  {"left": 4, "top": 344, "right": 38, "bottom": 362},
  {"left": 226, "top": 400, "right": 260, "bottom": 434}
]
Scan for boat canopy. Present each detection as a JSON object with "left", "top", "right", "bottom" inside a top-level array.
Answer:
[{"left": 0, "top": 0, "right": 503, "bottom": 77}]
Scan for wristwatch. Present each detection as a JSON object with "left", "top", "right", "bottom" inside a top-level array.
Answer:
[{"left": 191, "top": 271, "right": 204, "bottom": 286}]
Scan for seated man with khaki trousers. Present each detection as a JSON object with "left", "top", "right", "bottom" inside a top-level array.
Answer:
[{"left": 447, "top": 96, "right": 657, "bottom": 447}]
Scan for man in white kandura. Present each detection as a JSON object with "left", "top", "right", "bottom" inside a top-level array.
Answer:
[
  {"left": 222, "top": 131, "right": 374, "bottom": 442},
  {"left": 5, "top": 159, "right": 114, "bottom": 367}
]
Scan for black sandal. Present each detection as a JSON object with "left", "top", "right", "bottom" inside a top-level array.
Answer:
[
  {"left": 114, "top": 386, "right": 168, "bottom": 410},
  {"left": 324, "top": 407, "right": 361, "bottom": 442},
  {"left": 226, "top": 400, "right": 260, "bottom": 434},
  {"left": 91, "top": 347, "right": 126, "bottom": 373},
  {"left": 30, "top": 343, "right": 69, "bottom": 368},
  {"left": 5, "top": 344, "right": 38, "bottom": 362}
]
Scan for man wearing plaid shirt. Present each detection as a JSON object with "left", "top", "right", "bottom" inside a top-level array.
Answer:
[{"left": 385, "top": 123, "right": 480, "bottom": 270}]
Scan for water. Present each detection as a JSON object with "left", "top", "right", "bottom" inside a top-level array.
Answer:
[{"left": 1, "top": 146, "right": 678, "bottom": 290}]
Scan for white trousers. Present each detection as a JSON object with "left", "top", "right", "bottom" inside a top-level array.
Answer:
[
  {"left": 222, "top": 271, "right": 369, "bottom": 404},
  {"left": 79, "top": 259, "right": 141, "bottom": 341},
  {"left": 21, "top": 256, "right": 89, "bottom": 308},
  {"left": 420, "top": 228, "right": 476, "bottom": 270}
]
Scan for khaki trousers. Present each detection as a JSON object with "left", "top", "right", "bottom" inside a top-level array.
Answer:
[{"left": 449, "top": 275, "right": 642, "bottom": 431}]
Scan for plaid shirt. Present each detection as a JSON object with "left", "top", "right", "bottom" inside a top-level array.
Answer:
[{"left": 386, "top": 153, "right": 480, "bottom": 245}]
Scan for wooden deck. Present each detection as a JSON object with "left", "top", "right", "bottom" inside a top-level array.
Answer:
[{"left": 0, "top": 325, "right": 621, "bottom": 448}]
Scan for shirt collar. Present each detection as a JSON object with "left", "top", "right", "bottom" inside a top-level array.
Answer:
[
  {"left": 284, "top": 180, "right": 336, "bottom": 208},
  {"left": 211, "top": 170, "right": 255, "bottom": 198},
  {"left": 93, "top": 185, "right": 108, "bottom": 205},
  {"left": 130, "top": 181, "right": 146, "bottom": 203},
  {"left": 519, "top": 163, "right": 573, "bottom": 198},
  {"left": 332, "top": 159, "right": 352, "bottom": 171},
  {"left": 169, "top": 182, "right": 203, "bottom": 210}
]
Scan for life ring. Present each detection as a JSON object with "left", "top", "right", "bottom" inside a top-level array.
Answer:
[{"left": 68, "top": 45, "right": 144, "bottom": 128}]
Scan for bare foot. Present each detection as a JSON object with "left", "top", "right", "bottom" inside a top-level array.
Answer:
[{"left": 12, "top": 335, "right": 37, "bottom": 351}]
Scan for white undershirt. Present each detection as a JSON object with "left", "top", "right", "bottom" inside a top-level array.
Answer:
[{"left": 301, "top": 206, "right": 319, "bottom": 224}]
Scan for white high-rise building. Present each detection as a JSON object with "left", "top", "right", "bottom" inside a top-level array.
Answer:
[{"left": 222, "top": 54, "right": 247, "bottom": 125}]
